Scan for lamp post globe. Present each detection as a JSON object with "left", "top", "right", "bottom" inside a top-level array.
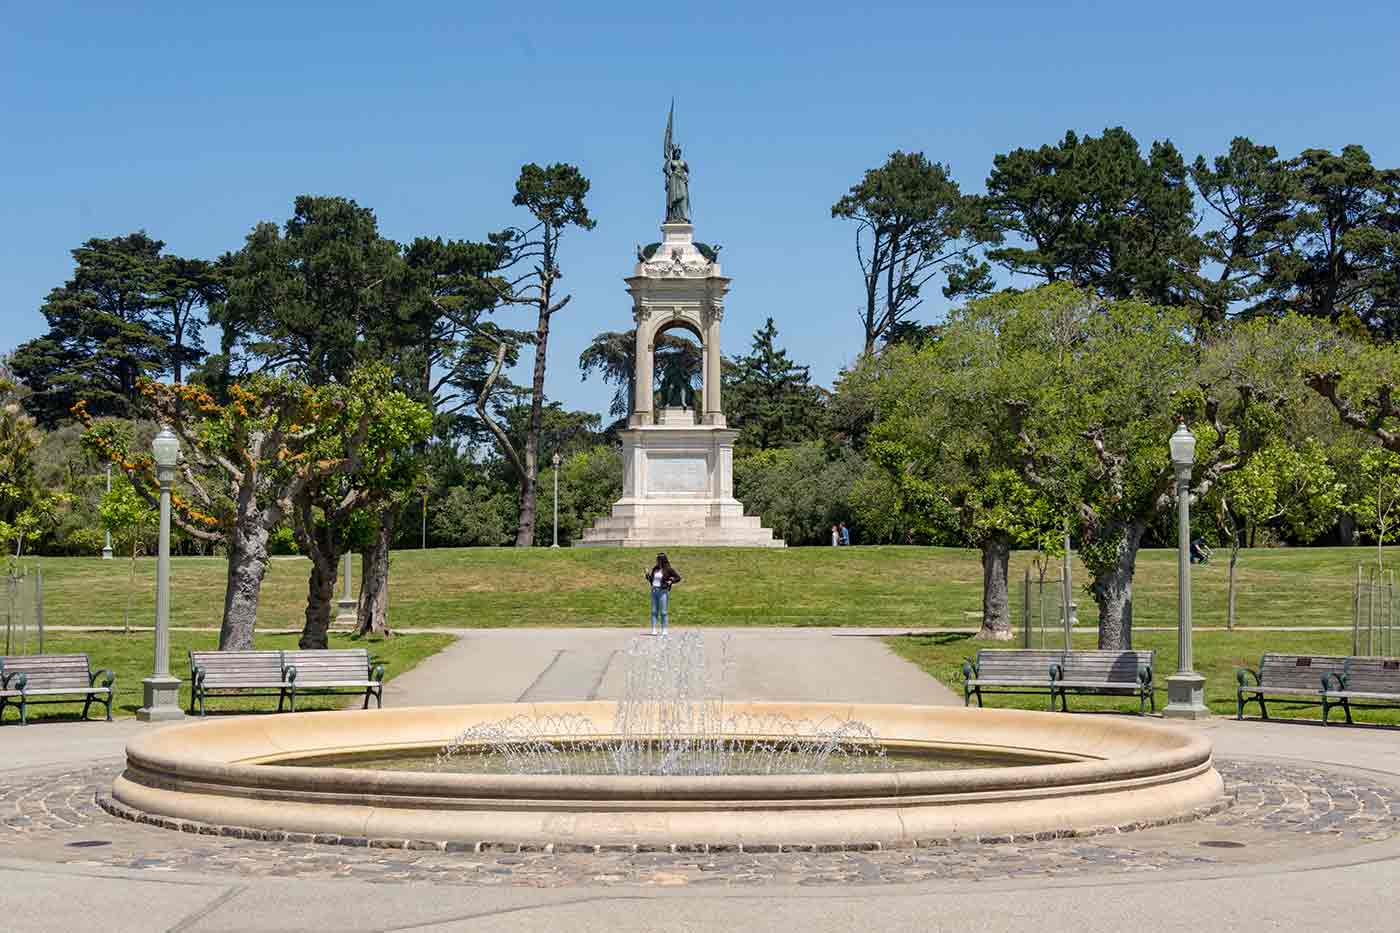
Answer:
[
  {"left": 551, "top": 451, "right": 562, "bottom": 549},
  {"left": 137, "top": 425, "right": 185, "bottom": 721},
  {"left": 1164, "top": 420, "right": 1208, "bottom": 719},
  {"left": 1169, "top": 422, "right": 1196, "bottom": 472}
]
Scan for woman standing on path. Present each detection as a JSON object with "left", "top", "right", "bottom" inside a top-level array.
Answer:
[{"left": 645, "top": 552, "right": 682, "bottom": 635}]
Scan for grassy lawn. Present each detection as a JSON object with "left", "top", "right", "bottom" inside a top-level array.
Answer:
[
  {"left": 12, "top": 544, "right": 1397, "bottom": 630},
  {"left": 886, "top": 629, "right": 1400, "bottom": 725},
  {"left": 1, "top": 631, "right": 454, "bottom": 723}
]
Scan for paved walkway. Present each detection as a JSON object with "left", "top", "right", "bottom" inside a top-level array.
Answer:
[
  {"left": 6, "top": 628, "right": 1400, "bottom": 931},
  {"left": 383, "top": 628, "right": 960, "bottom": 707}
]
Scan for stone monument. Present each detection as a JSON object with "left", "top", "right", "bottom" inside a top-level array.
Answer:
[{"left": 578, "top": 107, "right": 783, "bottom": 548}]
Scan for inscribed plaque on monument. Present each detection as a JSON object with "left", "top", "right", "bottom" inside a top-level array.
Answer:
[{"left": 648, "top": 455, "right": 708, "bottom": 494}]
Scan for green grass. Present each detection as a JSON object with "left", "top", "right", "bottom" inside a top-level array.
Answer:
[
  {"left": 2, "top": 631, "right": 454, "bottom": 723},
  {"left": 886, "top": 629, "right": 1400, "bottom": 725},
  {"left": 12, "top": 544, "right": 1399, "bottom": 630}
]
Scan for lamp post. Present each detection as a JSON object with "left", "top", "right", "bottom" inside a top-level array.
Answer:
[
  {"left": 101, "top": 463, "right": 114, "bottom": 559},
  {"left": 1164, "top": 421, "right": 1209, "bottom": 719},
  {"left": 334, "top": 551, "right": 356, "bottom": 630},
  {"left": 551, "top": 451, "right": 562, "bottom": 549},
  {"left": 137, "top": 426, "right": 185, "bottom": 722}
]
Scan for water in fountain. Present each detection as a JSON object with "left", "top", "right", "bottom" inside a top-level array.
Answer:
[{"left": 437, "top": 632, "right": 885, "bottom": 776}]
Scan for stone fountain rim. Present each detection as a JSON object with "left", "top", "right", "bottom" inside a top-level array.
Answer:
[{"left": 120, "top": 700, "right": 1214, "bottom": 802}]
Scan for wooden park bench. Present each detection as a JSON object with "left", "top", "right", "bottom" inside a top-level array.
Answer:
[
  {"left": 1322, "top": 657, "right": 1400, "bottom": 725},
  {"left": 1235, "top": 653, "right": 1347, "bottom": 720},
  {"left": 962, "top": 650, "right": 1064, "bottom": 710},
  {"left": 1055, "top": 649, "right": 1156, "bottom": 714},
  {"left": 188, "top": 649, "right": 290, "bottom": 715},
  {"left": 0, "top": 654, "right": 114, "bottom": 725},
  {"left": 281, "top": 649, "right": 385, "bottom": 711}
]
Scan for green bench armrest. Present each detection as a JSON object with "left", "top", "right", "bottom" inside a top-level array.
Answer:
[
  {"left": 90, "top": 669, "right": 115, "bottom": 689},
  {"left": 1236, "top": 668, "right": 1260, "bottom": 688}
]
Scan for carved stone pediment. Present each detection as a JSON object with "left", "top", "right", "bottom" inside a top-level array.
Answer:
[{"left": 642, "top": 255, "right": 711, "bottom": 278}]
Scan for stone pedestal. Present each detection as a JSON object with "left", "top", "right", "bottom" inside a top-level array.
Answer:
[
  {"left": 579, "top": 416, "right": 782, "bottom": 548},
  {"left": 1163, "top": 672, "right": 1210, "bottom": 720},
  {"left": 136, "top": 675, "right": 185, "bottom": 722}
]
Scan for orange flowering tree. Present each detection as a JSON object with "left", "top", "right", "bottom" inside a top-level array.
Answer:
[
  {"left": 79, "top": 366, "right": 431, "bottom": 650},
  {"left": 285, "top": 367, "right": 431, "bottom": 648},
  {"left": 77, "top": 376, "right": 318, "bottom": 648}
]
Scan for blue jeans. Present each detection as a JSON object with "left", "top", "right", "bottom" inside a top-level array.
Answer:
[{"left": 650, "top": 587, "right": 669, "bottom": 633}]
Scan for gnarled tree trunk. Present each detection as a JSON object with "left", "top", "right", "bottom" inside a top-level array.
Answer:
[
  {"left": 977, "top": 533, "right": 1014, "bottom": 640},
  {"left": 299, "top": 552, "right": 337, "bottom": 650},
  {"left": 219, "top": 509, "right": 272, "bottom": 651},
  {"left": 1088, "top": 520, "right": 1146, "bottom": 649},
  {"left": 357, "top": 504, "right": 395, "bottom": 637}
]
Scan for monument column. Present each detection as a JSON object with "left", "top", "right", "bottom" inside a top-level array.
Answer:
[
  {"left": 704, "top": 317, "right": 723, "bottom": 426},
  {"left": 631, "top": 308, "right": 653, "bottom": 427}
]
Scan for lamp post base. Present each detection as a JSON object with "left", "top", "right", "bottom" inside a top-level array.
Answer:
[
  {"left": 332, "top": 599, "right": 357, "bottom": 631},
  {"left": 137, "top": 675, "right": 186, "bottom": 722},
  {"left": 1163, "top": 672, "right": 1210, "bottom": 720}
]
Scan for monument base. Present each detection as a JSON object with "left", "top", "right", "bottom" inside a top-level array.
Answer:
[{"left": 579, "top": 415, "right": 783, "bottom": 548}]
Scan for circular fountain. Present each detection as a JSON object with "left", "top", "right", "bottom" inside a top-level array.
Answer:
[{"left": 111, "top": 636, "right": 1225, "bottom": 849}]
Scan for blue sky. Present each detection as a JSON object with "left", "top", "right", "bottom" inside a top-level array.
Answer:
[{"left": 4, "top": 1, "right": 1399, "bottom": 418}]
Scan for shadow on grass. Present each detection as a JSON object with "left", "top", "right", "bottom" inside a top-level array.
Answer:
[{"left": 896, "top": 632, "right": 975, "bottom": 647}]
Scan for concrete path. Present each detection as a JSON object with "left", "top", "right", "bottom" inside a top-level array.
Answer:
[{"left": 382, "top": 628, "right": 960, "bottom": 707}]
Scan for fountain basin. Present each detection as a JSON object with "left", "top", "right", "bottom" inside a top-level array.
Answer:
[{"left": 113, "top": 702, "right": 1225, "bottom": 848}]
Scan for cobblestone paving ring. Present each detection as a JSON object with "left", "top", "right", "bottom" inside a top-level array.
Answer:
[{"left": 2, "top": 757, "right": 1398, "bottom": 888}]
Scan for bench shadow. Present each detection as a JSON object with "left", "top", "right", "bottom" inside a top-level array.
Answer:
[
  {"left": 884, "top": 632, "right": 975, "bottom": 647},
  {"left": 1234, "top": 712, "right": 1400, "bottom": 732}
]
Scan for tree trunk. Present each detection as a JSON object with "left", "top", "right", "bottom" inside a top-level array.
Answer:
[
  {"left": 1339, "top": 512, "right": 1356, "bottom": 546},
  {"left": 514, "top": 296, "right": 551, "bottom": 547},
  {"left": 976, "top": 533, "right": 1014, "bottom": 640},
  {"left": 356, "top": 505, "right": 394, "bottom": 637},
  {"left": 299, "top": 551, "right": 337, "bottom": 650},
  {"left": 219, "top": 515, "right": 271, "bottom": 650},
  {"left": 1089, "top": 521, "right": 1146, "bottom": 649}
]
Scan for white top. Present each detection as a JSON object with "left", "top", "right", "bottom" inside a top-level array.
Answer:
[{"left": 652, "top": 570, "right": 665, "bottom": 588}]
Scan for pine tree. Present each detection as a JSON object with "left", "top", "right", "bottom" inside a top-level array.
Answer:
[
  {"left": 11, "top": 233, "right": 170, "bottom": 426},
  {"left": 725, "top": 318, "right": 825, "bottom": 451}
]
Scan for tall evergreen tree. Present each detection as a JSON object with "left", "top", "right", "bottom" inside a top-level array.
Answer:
[
  {"left": 1261, "top": 145, "right": 1400, "bottom": 338},
  {"left": 153, "top": 256, "right": 223, "bottom": 385},
  {"left": 981, "top": 127, "right": 1200, "bottom": 305},
  {"left": 11, "top": 233, "right": 169, "bottom": 426},
  {"left": 1188, "top": 137, "right": 1299, "bottom": 336},
  {"left": 473, "top": 163, "right": 595, "bottom": 547},
  {"left": 832, "top": 151, "right": 988, "bottom": 355},
  {"left": 725, "top": 318, "right": 825, "bottom": 451},
  {"left": 214, "top": 196, "right": 402, "bottom": 384}
]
